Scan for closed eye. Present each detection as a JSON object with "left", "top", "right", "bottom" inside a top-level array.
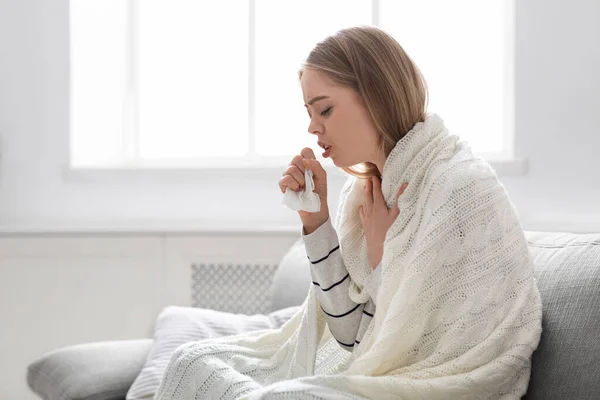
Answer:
[{"left": 320, "top": 106, "right": 332, "bottom": 117}]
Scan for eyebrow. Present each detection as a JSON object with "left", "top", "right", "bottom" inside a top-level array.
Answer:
[{"left": 305, "top": 95, "right": 329, "bottom": 107}]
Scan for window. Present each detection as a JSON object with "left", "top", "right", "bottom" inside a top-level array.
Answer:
[{"left": 69, "top": 0, "right": 513, "bottom": 168}]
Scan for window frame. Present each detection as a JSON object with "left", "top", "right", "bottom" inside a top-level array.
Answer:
[{"left": 67, "top": 0, "right": 525, "bottom": 178}]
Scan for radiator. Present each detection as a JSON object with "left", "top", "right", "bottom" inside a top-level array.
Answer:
[{"left": 191, "top": 263, "right": 279, "bottom": 315}]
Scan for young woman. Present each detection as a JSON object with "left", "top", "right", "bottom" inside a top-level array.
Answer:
[{"left": 156, "top": 26, "right": 543, "bottom": 400}]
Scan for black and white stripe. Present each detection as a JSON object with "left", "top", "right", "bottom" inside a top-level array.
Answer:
[{"left": 302, "top": 218, "right": 381, "bottom": 353}]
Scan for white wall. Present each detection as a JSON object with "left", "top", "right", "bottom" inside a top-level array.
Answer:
[
  {"left": 0, "top": 0, "right": 599, "bottom": 234},
  {"left": 0, "top": 233, "right": 298, "bottom": 399},
  {"left": 508, "top": 0, "right": 600, "bottom": 231}
]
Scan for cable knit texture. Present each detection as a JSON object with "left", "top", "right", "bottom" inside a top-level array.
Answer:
[{"left": 154, "top": 113, "right": 543, "bottom": 400}]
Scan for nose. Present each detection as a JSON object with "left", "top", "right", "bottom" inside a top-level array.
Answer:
[{"left": 307, "top": 118, "right": 322, "bottom": 135}]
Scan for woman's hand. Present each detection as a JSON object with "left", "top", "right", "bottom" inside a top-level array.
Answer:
[
  {"left": 279, "top": 147, "right": 330, "bottom": 234},
  {"left": 359, "top": 177, "right": 408, "bottom": 270}
]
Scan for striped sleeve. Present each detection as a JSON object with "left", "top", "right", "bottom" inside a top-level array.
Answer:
[{"left": 301, "top": 218, "right": 364, "bottom": 352}]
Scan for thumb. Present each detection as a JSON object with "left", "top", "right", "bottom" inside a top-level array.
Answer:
[
  {"left": 392, "top": 182, "right": 408, "bottom": 213},
  {"left": 397, "top": 182, "right": 408, "bottom": 198},
  {"left": 303, "top": 158, "right": 327, "bottom": 183}
]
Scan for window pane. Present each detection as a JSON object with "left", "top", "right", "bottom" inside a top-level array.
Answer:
[
  {"left": 381, "top": 0, "right": 507, "bottom": 155},
  {"left": 255, "top": 0, "right": 372, "bottom": 157},
  {"left": 137, "top": 0, "right": 249, "bottom": 159},
  {"left": 70, "top": 0, "right": 127, "bottom": 167}
]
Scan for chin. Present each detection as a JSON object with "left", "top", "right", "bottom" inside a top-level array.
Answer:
[
  {"left": 331, "top": 156, "right": 356, "bottom": 169},
  {"left": 331, "top": 157, "right": 346, "bottom": 168}
]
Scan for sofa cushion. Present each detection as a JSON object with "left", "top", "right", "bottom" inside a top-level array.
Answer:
[
  {"left": 524, "top": 231, "right": 600, "bottom": 399},
  {"left": 126, "top": 305, "right": 299, "bottom": 400},
  {"left": 27, "top": 339, "right": 152, "bottom": 400},
  {"left": 270, "top": 238, "right": 312, "bottom": 312}
]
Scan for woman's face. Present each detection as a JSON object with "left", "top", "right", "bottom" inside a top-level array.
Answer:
[{"left": 300, "top": 68, "right": 383, "bottom": 169}]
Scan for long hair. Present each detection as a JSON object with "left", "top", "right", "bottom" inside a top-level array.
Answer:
[{"left": 299, "top": 26, "right": 429, "bottom": 179}]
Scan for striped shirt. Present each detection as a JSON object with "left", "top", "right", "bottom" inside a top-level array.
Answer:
[{"left": 301, "top": 218, "right": 382, "bottom": 352}]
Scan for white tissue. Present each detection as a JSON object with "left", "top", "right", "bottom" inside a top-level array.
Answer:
[{"left": 282, "top": 168, "right": 321, "bottom": 212}]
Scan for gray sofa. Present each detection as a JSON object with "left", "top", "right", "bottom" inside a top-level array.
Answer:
[{"left": 27, "top": 231, "right": 600, "bottom": 400}]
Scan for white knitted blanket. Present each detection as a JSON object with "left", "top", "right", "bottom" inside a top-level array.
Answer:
[{"left": 155, "top": 114, "right": 543, "bottom": 400}]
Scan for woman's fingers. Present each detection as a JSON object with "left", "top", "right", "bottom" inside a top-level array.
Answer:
[
  {"left": 398, "top": 182, "right": 408, "bottom": 198},
  {"left": 371, "top": 176, "right": 385, "bottom": 206},
  {"left": 284, "top": 163, "right": 305, "bottom": 189},
  {"left": 279, "top": 174, "right": 301, "bottom": 193},
  {"left": 303, "top": 158, "right": 327, "bottom": 183},
  {"left": 279, "top": 154, "right": 306, "bottom": 193},
  {"left": 291, "top": 155, "right": 305, "bottom": 174},
  {"left": 363, "top": 178, "right": 374, "bottom": 212},
  {"left": 300, "top": 147, "right": 317, "bottom": 160},
  {"left": 301, "top": 148, "right": 327, "bottom": 192},
  {"left": 391, "top": 182, "right": 409, "bottom": 214},
  {"left": 279, "top": 148, "right": 328, "bottom": 196}
]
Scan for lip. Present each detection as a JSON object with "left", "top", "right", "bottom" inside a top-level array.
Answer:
[
  {"left": 317, "top": 141, "right": 332, "bottom": 150},
  {"left": 317, "top": 141, "right": 332, "bottom": 158}
]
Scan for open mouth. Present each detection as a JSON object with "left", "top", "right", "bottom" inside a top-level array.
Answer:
[
  {"left": 318, "top": 142, "right": 331, "bottom": 150},
  {"left": 318, "top": 143, "right": 332, "bottom": 158}
]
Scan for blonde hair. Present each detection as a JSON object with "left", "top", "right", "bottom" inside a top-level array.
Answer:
[{"left": 299, "top": 26, "right": 429, "bottom": 179}]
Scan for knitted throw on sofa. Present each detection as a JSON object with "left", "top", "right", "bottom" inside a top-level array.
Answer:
[{"left": 155, "top": 114, "right": 543, "bottom": 400}]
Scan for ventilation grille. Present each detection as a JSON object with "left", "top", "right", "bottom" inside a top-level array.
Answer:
[{"left": 191, "top": 263, "right": 279, "bottom": 315}]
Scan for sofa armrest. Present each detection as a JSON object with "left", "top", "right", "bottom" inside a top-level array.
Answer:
[{"left": 27, "top": 339, "right": 153, "bottom": 400}]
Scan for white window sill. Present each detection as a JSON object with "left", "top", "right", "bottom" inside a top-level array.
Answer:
[
  {"left": 1, "top": 159, "right": 529, "bottom": 236},
  {"left": 0, "top": 220, "right": 302, "bottom": 236},
  {"left": 62, "top": 159, "right": 528, "bottom": 183}
]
